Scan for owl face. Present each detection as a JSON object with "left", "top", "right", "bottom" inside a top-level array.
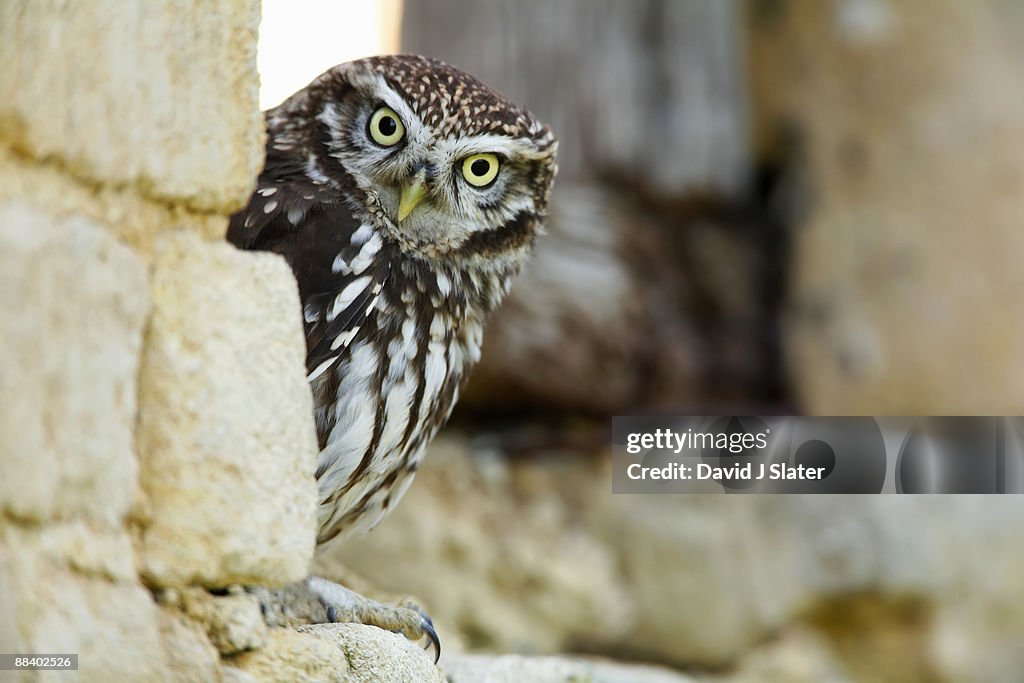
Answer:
[{"left": 281, "top": 56, "right": 557, "bottom": 264}]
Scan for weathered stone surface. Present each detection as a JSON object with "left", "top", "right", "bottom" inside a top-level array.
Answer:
[
  {"left": 586, "top": 660, "right": 697, "bottom": 683},
  {"left": 157, "top": 607, "right": 223, "bottom": 683},
  {"left": 600, "top": 494, "right": 1024, "bottom": 678},
  {"left": 180, "top": 589, "right": 268, "bottom": 656},
  {"left": 0, "top": 150, "right": 229, "bottom": 255},
  {"left": 444, "top": 653, "right": 702, "bottom": 683},
  {"left": 0, "top": 524, "right": 171, "bottom": 682},
  {"left": 226, "top": 628, "right": 349, "bottom": 683},
  {"left": 444, "top": 653, "right": 593, "bottom": 683},
  {"left": 137, "top": 232, "right": 318, "bottom": 588},
  {"left": 320, "top": 624, "right": 446, "bottom": 683},
  {"left": 721, "top": 629, "right": 849, "bottom": 683},
  {"left": 0, "top": 201, "right": 149, "bottom": 525},
  {"left": 231, "top": 624, "right": 446, "bottom": 683},
  {"left": 0, "top": 0, "right": 263, "bottom": 213},
  {"left": 12, "top": 520, "right": 138, "bottom": 584},
  {"left": 595, "top": 495, "right": 794, "bottom": 666},
  {"left": 751, "top": 0, "right": 1024, "bottom": 412},
  {"left": 222, "top": 665, "right": 261, "bottom": 683},
  {"left": 321, "top": 437, "right": 632, "bottom": 655}
]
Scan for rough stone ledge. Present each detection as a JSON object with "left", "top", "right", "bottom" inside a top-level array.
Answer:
[{"left": 228, "top": 623, "right": 446, "bottom": 683}]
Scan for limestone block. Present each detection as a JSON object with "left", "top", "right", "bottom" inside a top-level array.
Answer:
[
  {"left": 180, "top": 589, "right": 268, "bottom": 655},
  {"left": 230, "top": 624, "right": 445, "bottom": 683},
  {"left": 0, "top": 0, "right": 264, "bottom": 213},
  {"left": 0, "top": 201, "right": 149, "bottom": 525},
  {"left": 750, "top": 0, "right": 1024, "bottom": 412},
  {"left": 137, "top": 232, "right": 318, "bottom": 588},
  {"left": 227, "top": 628, "right": 348, "bottom": 683},
  {"left": 0, "top": 525, "right": 170, "bottom": 682},
  {"left": 319, "top": 624, "right": 446, "bottom": 683},
  {"left": 157, "top": 607, "right": 222, "bottom": 683},
  {"left": 18, "top": 520, "right": 138, "bottom": 584}
]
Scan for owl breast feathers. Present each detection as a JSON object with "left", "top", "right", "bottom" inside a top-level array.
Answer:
[{"left": 227, "top": 55, "right": 557, "bottom": 546}]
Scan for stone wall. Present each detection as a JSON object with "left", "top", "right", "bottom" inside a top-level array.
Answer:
[{"left": 0, "top": 2, "right": 433, "bottom": 681}]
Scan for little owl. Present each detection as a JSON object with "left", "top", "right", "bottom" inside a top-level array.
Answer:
[{"left": 227, "top": 55, "right": 557, "bottom": 658}]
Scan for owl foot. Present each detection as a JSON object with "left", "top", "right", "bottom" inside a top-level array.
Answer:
[{"left": 251, "top": 576, "right": 440, "bottom": 663}]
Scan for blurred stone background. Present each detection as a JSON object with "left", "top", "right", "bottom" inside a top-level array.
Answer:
[{"left": 5, "top": 0, "right": 1024, "bottom": 681}]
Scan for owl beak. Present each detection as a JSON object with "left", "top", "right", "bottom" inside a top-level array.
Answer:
[{"left": 397, "top": 173, "right": 429, "bottom": 223}]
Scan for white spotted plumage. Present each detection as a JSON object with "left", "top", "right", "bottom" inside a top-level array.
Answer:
[{"left": 327, "top": 277, "right": 371, "bottom": 322}]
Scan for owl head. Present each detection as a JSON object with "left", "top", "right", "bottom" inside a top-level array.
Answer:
[{"left": 267, "top": 55, "right": 557, "bottom": 269}]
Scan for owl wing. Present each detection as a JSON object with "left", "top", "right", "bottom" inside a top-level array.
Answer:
[{"left": 227, "top": 175, "right": 390, "bottom": 381}]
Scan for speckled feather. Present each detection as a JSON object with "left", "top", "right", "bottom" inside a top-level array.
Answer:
[{"left": 228, "top": 55, "right": 556, "bottom": 546}]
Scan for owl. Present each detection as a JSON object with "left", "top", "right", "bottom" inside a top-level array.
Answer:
[{"left": 227, "top": 55, "right": 557, "bottom": 550}]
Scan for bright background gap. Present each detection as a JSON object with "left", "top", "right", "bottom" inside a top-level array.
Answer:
[{"left": 258, "top": 0, "right": 403, "bottom": 110}]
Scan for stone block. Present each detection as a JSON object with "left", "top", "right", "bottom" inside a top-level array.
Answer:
[
  {"left": 137, "top": 232, "right": 318, "bottom": 588},
  {"left": 0, "top": 201, "right": 148, "bottom": 525},
  {"left": 0, "top": 524, "right": 171, "bottom": 682},
  {"left": 0, "top": 0, "right": 264, "bottom": 213}
]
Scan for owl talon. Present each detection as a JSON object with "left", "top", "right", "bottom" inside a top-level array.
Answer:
[
  {"left": 300, "top": 576, "right": 441, "bottom": 660},
  {"left": 252, "top": 577, "right": 442, "bottom": 659},
  {"left": 420, "top": 611, "right": 440, "bottom": 663}
]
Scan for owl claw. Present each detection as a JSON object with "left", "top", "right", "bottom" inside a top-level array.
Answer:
[
  {"left": 250, "top": 577, "right": 442, "bottom": 663},
  {"left": 419, "top": 610, "right": 440, "bottom": 663},
  {"left": 305, "top": 576, "right": 442, "bottom": 662}
]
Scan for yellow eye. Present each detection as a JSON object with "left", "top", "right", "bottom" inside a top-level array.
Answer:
[
  {"left": 461, "top": 153, "right": 500, "bottom": 187},
  {"left": 368, "top": 106, "right": 405, "bottom": 146}
]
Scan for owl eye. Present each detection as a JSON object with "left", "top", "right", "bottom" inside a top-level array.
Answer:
[
  {"left": 368, "top": 106, "right": 405, "bottom": 146},
  {"left": 461, "top": 153, "right": 500, "bottom": 188}
]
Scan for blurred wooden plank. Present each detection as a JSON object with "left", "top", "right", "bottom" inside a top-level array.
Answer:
[{"left": 401, "top": 0, "right": 750, "bottom": 198}]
